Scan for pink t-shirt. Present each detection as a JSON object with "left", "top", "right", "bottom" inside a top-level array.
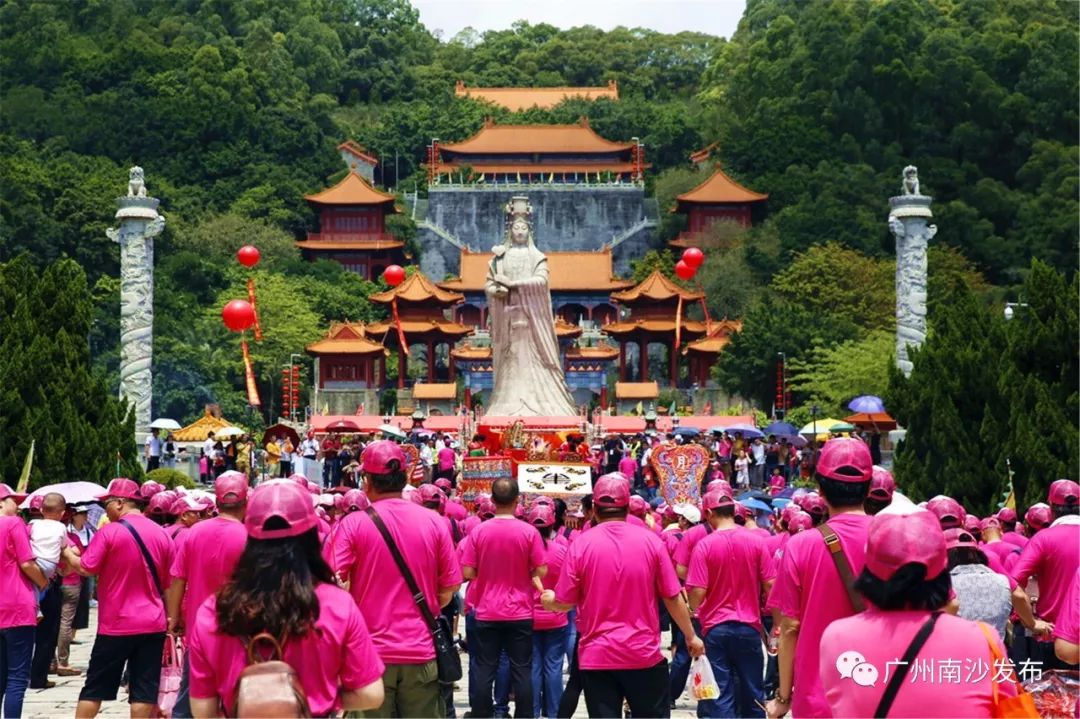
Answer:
[
  {"left": 62, "top": 531, "right": 85, "bottom": 587},
  {"left": 81, "top": 513, "right": 173, "bottom": 636},
  {"left": 661, "top": 529, "right": 683, "bottom": 561},
  {"left": 1011, "top": 520, "right": 1080, "bottom": 624},
  {"left": 187, "top": 582, "right": 385, "bottom": 716},
  {"left": 686, "top": 526, "right": 775, "bottom": 634},
  {"left": 981, "top": 541, "right": 1021, "bottom": 575},
  {"left": 554, "top": 520, "right": 681, "bottom": 670},
  {"left": 462, "top": 515, "right": 481, "bottom": 537},
  {"left": 768, "top": 512, "right": 871, "bottom": 718},
  {"left": 169, "top": 516, "right": 247, "bottom": 633},
  {"left": 533, "top": 538, "right": 568, "bottom": 631},
  {"left": 1052, "top": 568, "right": 1079, "bottom": 645},
  {"left": 764, "top": 532, "right": 785, "bottom": 563},
  {"left": 618, "top": 456, "right": 638, "bottom": 479},
  {"left": 627, "top": 514, "right": 649, "bottom": 530},
  {"left": 437, "top": 447, "right": 456, "bottom": 471},
  {"left": 332, "top": 498, "right": 462, "bottom": 664},
  {"left": 0, "top": 516, "right": 37, "bottom": 629},
  {"left": 672, "top": 523, "right": 709, "bottom": 569},
  {"left": 461, "top": 516, "right": 546, "bottom": 621},
  {"left": 445, "top": 500, "right": 467, "bottom": 522},
  {"left": 820, "top": 609, "right": 1015, "bottom": 718},
  {"left": 1002, "top": 530, "right": 1029, "bottom": 550}
]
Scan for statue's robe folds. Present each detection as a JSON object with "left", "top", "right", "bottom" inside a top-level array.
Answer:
[{"left": 484, "top": 246, "right": 577, "bottom": 417}]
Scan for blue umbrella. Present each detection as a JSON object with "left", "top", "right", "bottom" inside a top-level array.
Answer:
[
  {"left": 672, "top": 426, "right": 700, "bottom": 438},
  {"left": 848, "top": 395, "right": 886, "bottom": 414},
  {"left": 726, "top": 423, "right": 764, "bottom": 439},
  {"left": 764, "top": 421, "right": 798, "bottom": 437},
  {"left": 771, "top": 497, "right": 793, "bottom": 508},
  {"left": 740, "top": 498, "right": 773, "bottom": 513}
]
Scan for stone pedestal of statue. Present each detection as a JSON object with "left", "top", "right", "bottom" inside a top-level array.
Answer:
[{"left": 888, "top": 166, "right": 936, "bottom": 378}]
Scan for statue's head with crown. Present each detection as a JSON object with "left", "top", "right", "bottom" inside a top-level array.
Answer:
[{"left": 493, "top": 196, "right": 535, "bottom": 256}]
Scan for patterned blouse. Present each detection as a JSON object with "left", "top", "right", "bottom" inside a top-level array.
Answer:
[{"left": 951, "top": 563, "right": 1012, "bottom": 634}]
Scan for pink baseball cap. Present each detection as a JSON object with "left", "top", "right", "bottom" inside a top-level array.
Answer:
[
  {"left": 528, "top": 504, "right": 555, "bottom": 527},
  {"left": 868, "top": 466, "right": 895, "bottom": 501},
  {"left": 703, "top": 488, "right": 734, "bottom": 511},
  {"left": 418, "top": 484, "right": 446, "bottom": 512},
  {"left": 434, "top": 478, "right": 453, "bottom": 493},
  {"left": 28, "top": 495, "right": 44, "bottom": 512},
  {"left": 865, "top": 511, "right": 948, "bottom": 581},
  {"left": 593, "top": 473, "right": 630, "bottom": 509},
  {"left": 95, "top": 478, "right": 142, "bottom": 502},
  {"left": 963, "top": 514, "right": 982, "bottom": 533},
  {"left": 476, "top": 497, "right": 496, "bottom": 519},
  {"left": 816, "top": 438, "right": 873, "bottom": 482},
  {"left": 346, "top": 489, "right": 370, "bottom": 512},
  {"left": 780, "top": 503, "right": 801, "bottom": 527},
  {"left": 996, "top": 507, "right": 1018, "bottom": 525},
  {"left": 215, "top": 471, "right": 249, "bottom": 505},
  {"left": 944, "top": 527, "right": 979, "bottom": 550},
  {"left": 796, "top": 492, "right": 827, "bottom": 518},
  {"left": 706, "top": 479, "right": 733, "bottom": 496},
  {"left": 514, "top": 503, "right": 526, "bottom": 519},
  {"left": 734, "top": 503, "right": 753, "bottom": 523},
  {"left": 927, "top": 496, "right": 966, "bottom": 528},
  {"left": 362, "top": 440, "right": 406, "bottom": 474},
  {"left": 1025, "top": 503, "right": 1052, "bottom": 531},
  {"left": 172, "top": 495, "right": 203, "bottom": 515},
  {"left": 140, "top": 481, "right": 165, "bottom": 499},
  {"left": 148, "top": 491, "right": 176, "bottom": 516},
  {"left": 288, "top": 474, "right": 309, "bottom": 486},
  {"left": 533, "top": 495, "right": 555, "bottom": 508},
  {"left": 0, "top": 484, "right": 27, "bottom": 504},
  {"left": 245, "top": 480, "right": 318, "bottom": 540},
  {"left": 788, "top": 511, "right": 813, "bottom": 534},
  {"left": 980, "top": 516, "right": 1001, "bottom": 532},
  {"left": 628, "top": 495, "right": 648, "bottom": 517},
  {"left": 1048, "top": 479, "right": 1079, "bottom": 506}
]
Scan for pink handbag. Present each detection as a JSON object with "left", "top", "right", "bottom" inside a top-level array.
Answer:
[{"left": 157, "top": 634, "right": 184, "bottom": 717}]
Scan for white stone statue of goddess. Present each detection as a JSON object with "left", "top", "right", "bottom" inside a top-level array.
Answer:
[{"left": 484, "top": 196, "right": 577, "bottom": 416}]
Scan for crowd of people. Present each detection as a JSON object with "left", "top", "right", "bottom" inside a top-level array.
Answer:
[{"left": 0, "top": 432, "right": 1077, "bottom": 719}]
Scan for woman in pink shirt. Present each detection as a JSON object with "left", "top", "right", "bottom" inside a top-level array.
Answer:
[
  {"left": 529, "top": 503, "right": 569, "bottom": 719},
  {"left": 187, "top": 481, "right": 385, "bottom": 717},
  {"left": 818, "top": 511, "right": 1018, "bottom": 718}
]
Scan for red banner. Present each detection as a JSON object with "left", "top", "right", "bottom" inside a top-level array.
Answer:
[
  {"left": 392, "top": 297, "right": 409, "bottom": 356},
  {"left": 241, "top": 339, "right": 261, "bottom": 407},
  {"left": 247, "top": 278, "right": 263, "bottom": 342},
  {"left": 675, "top": 294, "right": 683, "bottom": 350}
]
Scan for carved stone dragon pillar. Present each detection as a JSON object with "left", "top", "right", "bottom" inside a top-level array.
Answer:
[{"left": 888, "top": 166, "right": 936, "bottom": 378}]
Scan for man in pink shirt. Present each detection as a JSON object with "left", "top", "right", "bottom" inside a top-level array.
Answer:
[
  {"left": 1011, "top": 479, "right": 1080, "bottom": 670},
  {"left": 687, "top": 488, "right": 775, "bottom": 718},
  {"left": 995, "top": 507, "right": 1029, "bottom": 549},
  {"left": 1052, "top": 568, "right": 1079, "bottom": 665},
  {"left": 436, "top": 442, "right": 457, "bottom": 485},
  {"left": 333, "top": 441, "right": 463, "bottom": 718},
  {"left": 542, "top": 474, "right": 703, "bottom": 718},
  {"left": 0, "top": 483, "right": 48, "bottom": 718},
  {"left": 68, "top": 478, "right": 174, "bottom": 719},
  {"left": 166, "top": 471, "right": 249, "bottom": 719},
  {"left": 461, "top": 477, "right": 547, "bottom": 718},
  {"left": 765, "top": 438, "right": 873, "bottom": 719}
]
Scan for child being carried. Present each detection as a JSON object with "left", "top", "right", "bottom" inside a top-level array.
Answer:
[{"left": 29, "top": 492, "right": 69, "bottom": 620}]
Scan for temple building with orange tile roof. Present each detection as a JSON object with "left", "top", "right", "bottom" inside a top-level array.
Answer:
[
  {"left": 670, "top": 147, "right": 768, "bottom": 249},
  {"left": 454, "top": 80, "right": 619, "bottom": 111},
  {"left": 305, "top": 322, "right": 389, "bottom": 416}
]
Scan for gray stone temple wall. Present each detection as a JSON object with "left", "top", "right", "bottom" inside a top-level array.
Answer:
[{"left": 411, "top": 186, "right": 659, "bottom": 280}]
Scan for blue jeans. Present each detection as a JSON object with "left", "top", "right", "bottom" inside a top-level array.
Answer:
[
  {"left": 172, "top": 652, "right": 191, "bottom": 718},
  {"left": 532, "top": 625, "right": 568, "bottom": 717},
  {"left": 564, "top": 609, "right": 576, "bottom": 667},
  {"left": 698, "top": 622, "right": 764, "bottom": 719},
  {"left": 0, "top": 625, "right": 35, "bottom": 719}
]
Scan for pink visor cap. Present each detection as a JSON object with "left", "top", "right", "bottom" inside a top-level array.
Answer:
[
  {"left": 868, "top": 466, "right": 895, "bottom": 501},
  {"left": 816, "top": 438, "right": 873, "bottom": 482},
  {"left": 95, "top": 478, "right": 143, "bottom": 502},
  {"left": 215, "top": 471, "right": 249, "bottom": 505},
  {"left": 995, "top": 507, "right": 1018, "bottom": 525},
  {"left": 593, "top": 473, "right": 630, "bottom": 509},
  {"left": 528, "top": 504, "right": 555, "bottom": 527},
  {"left": 148, "top": 491, "right": 176, "bottom": 516},
  {"left": 1049, "top": 479, "right": 1080, "bottom": 506},
  {"left": 245, "top": 480, "right": 318, "bottom": 540},
  {"left": 476, "top": 497, "right": 496, "bottom": 519},
  {"left": 362, "top": 440, "right": 406, "bottom": 474},
  {"left": 0, "top": 484, "right": 27, "bottom": 504},
  {"left": 418, "top": 484, "right": 446, "bottom": 510},
  {"left": 703, "top": 489, "right": 735, "bottom": 511},
  {"left": 865, "top": 511, "right": 948, "bottom": 582}
]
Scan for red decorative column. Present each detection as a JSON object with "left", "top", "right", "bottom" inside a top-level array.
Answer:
[
  {"left": 398, "top": 346, "right": 407, "bottom": 390},
  {"left": 599, "top": 386, "right": 608, "bottom": 410},
  {"left": 619, "top": 342, "right": 626, "bottom": 380}
]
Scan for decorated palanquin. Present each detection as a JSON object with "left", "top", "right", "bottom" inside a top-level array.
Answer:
[{"left": 649, "top": 442, "right": 709, "bottom": 507}]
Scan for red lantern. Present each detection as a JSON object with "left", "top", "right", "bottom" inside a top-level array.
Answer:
[
  {"left": 383, "top": 264, "right": 406, "bottom": 287},
  {"left": 681, "top": 247, "right": 704, "bottom": 269},
  {"left": 237, "top": 245, "right": 260, "bottom": 268},
  {"left": 674, "top": 260, "right": 697, "bottom": 281},
  {"left": 221, "top": 300, "right": 256, "bottom": 332}
]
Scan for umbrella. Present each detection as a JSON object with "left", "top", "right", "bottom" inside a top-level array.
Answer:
[
  {"left": 412, "top": 429, "right": 435, "bottom": 439},
  {"left": 726, "top": 424, "right": 764, "bottom": 439},
  {"left": 739, "top": 498, "right": 773, "bottom": 513},
  {"left": 771, "top": 497, "right": 793, "bottom": 508},
  {"left": 262, "top": 423, "right": 300, "bottom": 447},
  {"left": 737, "top": 490, "right": 771, "bottom": 503},
  {"left": 829, "top": 422, "right": 856, "bottom": 433},
  {"left": 848, "top": 395, "right": 886, "bottom": 414},
  {"left": 763, "top": 421, "right": 798, "bottom": 437},
  {"left": 780, "top": 434, "right": 808, "bottom": 448},
  {"left": 216, "top": 426, "right": 246, "bottom": 438},
  {"left": 325, "top": 420, "right": 360, "bottom": 433},
  {"left": 845, "top": 412, "right": 898, "bottom": 431},
  {"left": 149, "top": 418, "right": 181, "bottom": 430},
  {"left": 672, "top": 426, "right": 700, "bottom": 438},
  {"left": 20, "top": 481, "right": 108, "bottom": 508},
  {"left": 379, "top": 424, "right": 407, "bottom": 440},
  {"left": 798, "top": 419, "right": 844, "bottom": 436}
]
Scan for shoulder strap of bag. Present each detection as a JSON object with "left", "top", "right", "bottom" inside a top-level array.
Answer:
[
  {"left": 118, "top": 519, "right": 165, "bottom": 601},
  {"left": 364, "top": 507, "right": 439, "bottom": 636},
  {"left": 976, "top": 621, "right": 1028, "bottom": 699},
  {"left": 816, "top": 524, "right": 865, "bottom": 612},
  {"left": 873, "top": 611, "right": 942, "bottom": 718}
]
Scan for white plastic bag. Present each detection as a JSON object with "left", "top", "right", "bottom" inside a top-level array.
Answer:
[{"left": 690, "top": 655, "right": 720, "bottom": 701}]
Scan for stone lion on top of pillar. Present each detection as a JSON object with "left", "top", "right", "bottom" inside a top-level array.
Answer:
[{"left": 127, "top": 166, "right": 147, "bottom": 198}]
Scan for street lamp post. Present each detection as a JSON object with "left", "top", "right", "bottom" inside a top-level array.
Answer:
[
  {"left": 777, "top": 352, "right": 787, "bottom": 420},
  {"left": 1003, "top": 301, "right": 1029, "bottom": 321}
]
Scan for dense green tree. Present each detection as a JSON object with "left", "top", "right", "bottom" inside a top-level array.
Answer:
[{"left": 786, "top": 330, "right": 893, "bottom": 419}]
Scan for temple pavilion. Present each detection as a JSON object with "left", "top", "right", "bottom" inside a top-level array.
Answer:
[
  {"left": 669, "top": 156, "right": 769, "bottom": 249},
  {"left": 454, "top": 80, "right": 619, "bottom": 111}
]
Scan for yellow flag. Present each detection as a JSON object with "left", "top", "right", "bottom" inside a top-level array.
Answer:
[
  {"left": 16, "top": 440, "right": 34, "bottom": 494},
  {"left": 635, "top": 401, "right": 644, "bottom": 416}
]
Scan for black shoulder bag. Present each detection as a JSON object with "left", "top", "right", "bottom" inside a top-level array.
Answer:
[
  {"left": 365, "top": 507, "right": 462, "bottom": 683},
  {"left": 873, "top": 611, "right": 942, "bottom": 717},
  {"left": 118, "top": 519, "right": 165, "bottom": 603}
]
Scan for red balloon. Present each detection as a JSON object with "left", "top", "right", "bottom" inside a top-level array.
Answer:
[
  {"left": 237, "top": 245, "right": 260, "bottom": 268},
  {"left": 383, "top": 264, "right": 406, "bottom": 287},
  {"left": 674, "top": 260, "right": 697, "bottom": 281},
  {"left": 221, "top": 299, "right": 256, "bottom": 332},
  {"left": 682, "top": 247, "right": 704, "bottom": 269}
]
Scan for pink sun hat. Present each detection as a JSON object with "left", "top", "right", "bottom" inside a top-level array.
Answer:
[
  {"left": 593, "top": 473, "right": 630, "bottom": 509},
  {"left": 245, "top": 480, "right": 317, "bottom": 540},
  {"left": 214, "top": 471, "right": 249, "bottom": 506},
  {"left": 865, "top": 511, "right": 948, "bottom": 581},
  {"left": 816, "top": 438, "right": 873, "bottom": 482}
]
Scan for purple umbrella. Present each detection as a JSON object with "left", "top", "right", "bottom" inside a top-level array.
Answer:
[{"left": 848, "top": 395, "right": 886, "bottom": 414}]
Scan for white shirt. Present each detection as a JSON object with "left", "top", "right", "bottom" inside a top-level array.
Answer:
[
  {"left": 145, "top": 435, "right": 163, "bottom": 457},
  {"left": 751, "top": 443, "right": 766, "bottom": 463},
  {"left": 420, "top": 445, "right": 434, "bottom": 467},
  {"left": 300, "top": 438, "right": 319, "bottom": 458},
  {"left": 203, "top": 437, "right": 215, "bottom": 457},
  {"left": 30, "top": 518, "right": 67, "bottom": 564}
]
